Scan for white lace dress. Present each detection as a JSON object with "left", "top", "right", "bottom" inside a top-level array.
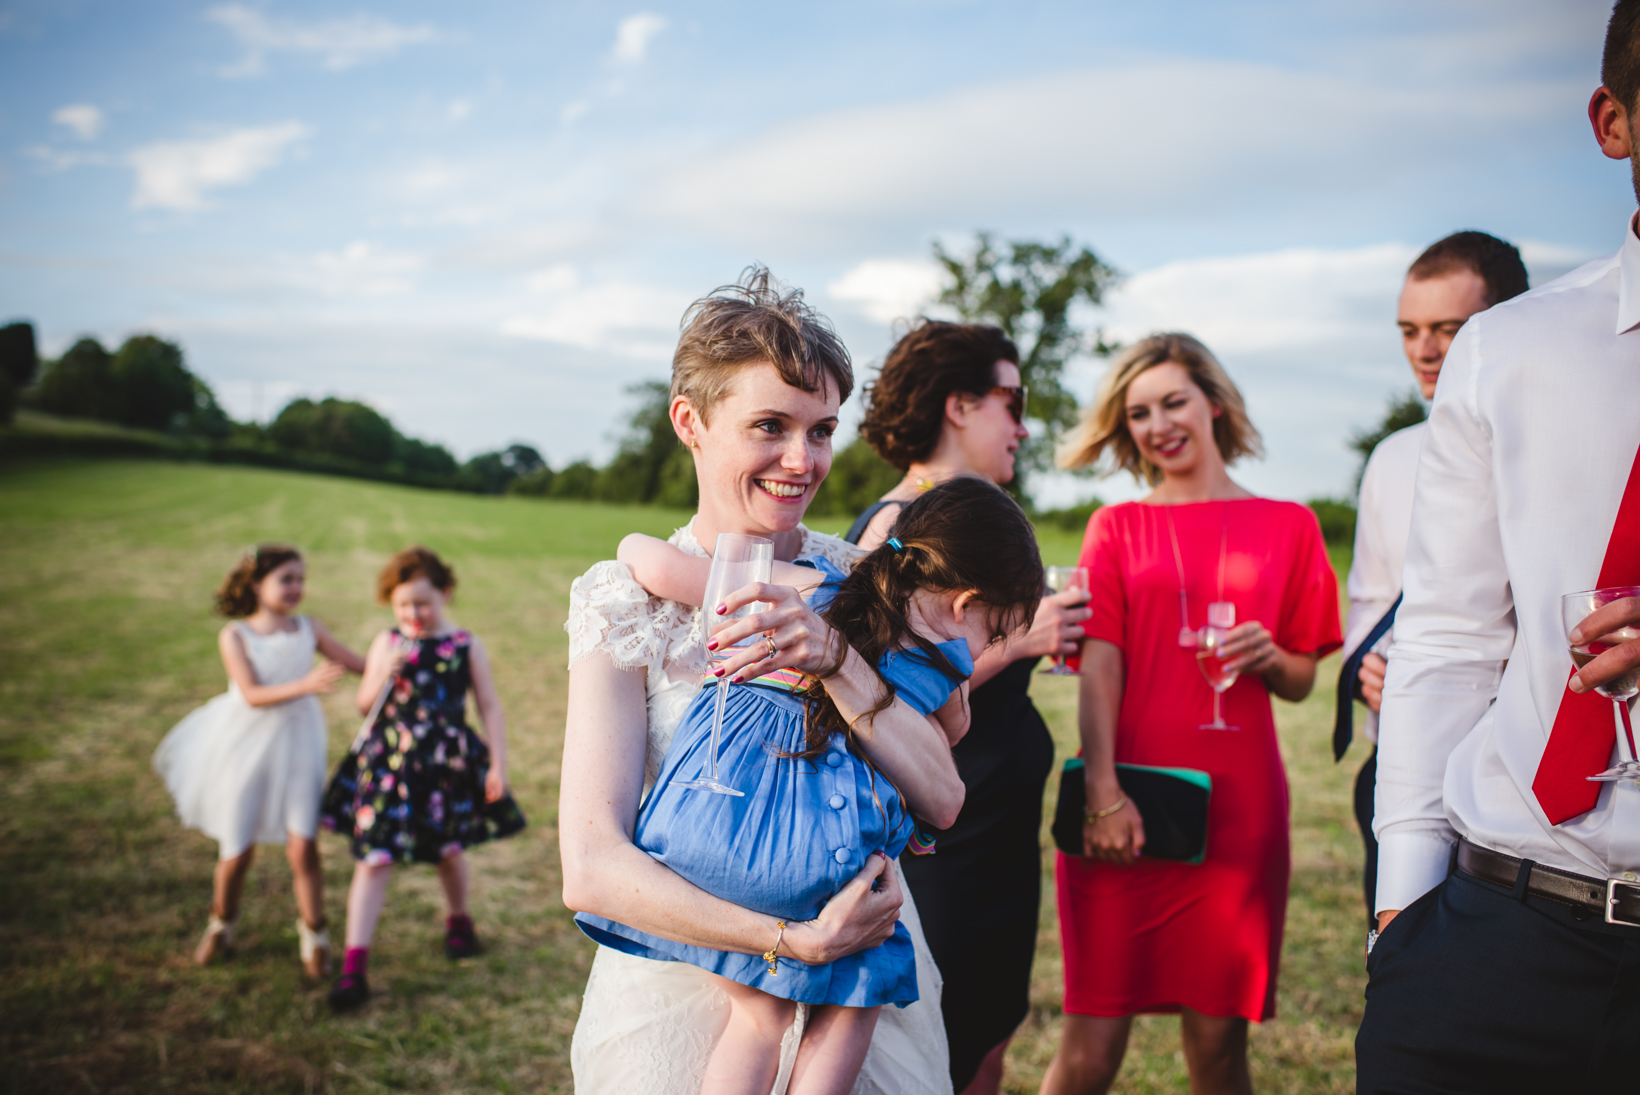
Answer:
[
  {"left": 566, "top": 522, "right": 953, "bottom": 1095},
  {"left": 152, "top": 617, "right": 329, "bottom": 860}
]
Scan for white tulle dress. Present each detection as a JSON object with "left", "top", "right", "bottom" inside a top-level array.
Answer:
[
  {"left": 565, "top": 522, "right": 954, "bottom": 1095},
  {"left": 152, "top": 617, "right": 329, "bottom": 860}
]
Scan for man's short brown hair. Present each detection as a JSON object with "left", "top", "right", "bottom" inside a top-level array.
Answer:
[
  {"left": 1407, "top": 231, "right": 1529, "bottom": 309},
  {"left": 1606, "top": 0, "right": 1640, "bottom": 114},
  {"left": 671, "top": 266, "right": 852, "bottom": 425}
]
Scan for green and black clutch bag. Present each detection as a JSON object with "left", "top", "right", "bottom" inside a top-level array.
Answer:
[{"left": 1051, "top": 757, "right": 1212, "bottom": 864}]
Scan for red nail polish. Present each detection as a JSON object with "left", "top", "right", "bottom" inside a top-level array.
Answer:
[
  {"left": 713, "top": 668, "right": 725, "bottom": 677},
  {"left": 707, "top": 641, "right": 718, "bottom": 651},
  {"left": 716, "top": 603, "right": 727, "bottom": 615},
  {"left": 731, "top": 675, "right": 743, "bottom": 684}
]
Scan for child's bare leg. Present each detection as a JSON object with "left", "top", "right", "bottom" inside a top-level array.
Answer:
[
  {"left": 343, "top": 861, "right": 394, "bottom": 949},
  {"left": 702, "top": 975, "right": 799, "bottom": 1095},
  {"left": 788, "top": 1004, "right": 881, "bottom": 1095},
  {"left": 435, "top": 847, "right": 469, "bottom": 917},
  {"left": 286, "top": 834, "right": 324, "bottom": 929},
  {"left": 212, "top": 846, "right": 256, "bottom": 921}
]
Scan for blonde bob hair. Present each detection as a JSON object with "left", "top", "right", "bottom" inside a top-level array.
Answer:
[{"left": 1057, "top": 332, "right": 1262, "bottom": 484}]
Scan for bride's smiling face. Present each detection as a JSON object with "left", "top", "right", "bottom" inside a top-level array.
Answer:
[{"left": 672, "top": 360, "right": 840, "bottom": 537}]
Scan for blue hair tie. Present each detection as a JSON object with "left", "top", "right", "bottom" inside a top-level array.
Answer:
[{"left": 887, "top": 537, "right": 904, "bottom": 552}]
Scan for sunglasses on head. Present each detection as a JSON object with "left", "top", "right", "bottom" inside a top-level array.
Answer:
[{"left": 986, "top": 385, "right": 1028, "bottom": 424}]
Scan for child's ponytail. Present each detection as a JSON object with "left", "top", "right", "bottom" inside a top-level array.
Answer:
[
  {"left": 216, "top": 544, "right": 303, "bottom": 618},
  {"left": 799, "top": 475, "right": 1045, "bottom": 758}
]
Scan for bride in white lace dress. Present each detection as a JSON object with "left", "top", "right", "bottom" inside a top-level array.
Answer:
[{"left": 560, "top": 271, "right": 961, "bottom": 1095}]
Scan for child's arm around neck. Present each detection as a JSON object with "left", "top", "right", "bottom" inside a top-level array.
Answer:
[{"left": 617, "top": 533, "right": 822, "bottom": 606}]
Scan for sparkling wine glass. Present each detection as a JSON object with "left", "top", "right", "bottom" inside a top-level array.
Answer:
[
  {"left": 671, "top": 533, "right": 774, "bottom": 797},
  {"left": 1563, "top": 587, "right": 1640, "bottom": 783},
  {"left": 1196, "top": 601, "right": 1240, "bottom": 730},
  {"left": 1039, "top": 566, "right": 1090, "bottom": 676}
]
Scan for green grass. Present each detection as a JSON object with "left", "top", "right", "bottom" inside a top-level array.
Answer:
[{"left": 0, "top": 458, "right": 1371, "bottom": 1093}]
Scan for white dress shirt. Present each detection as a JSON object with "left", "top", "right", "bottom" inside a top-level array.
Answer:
[
  {"left": 1375, "top": 214, "right": 1640, "bottom": 916},
  {"left": 1344, "top": 422, "right": 1427, "bottom": 745}
]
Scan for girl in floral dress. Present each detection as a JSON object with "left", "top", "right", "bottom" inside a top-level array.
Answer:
[{"left": 320, "top": 546, "right": 526, "bottom": 1010}]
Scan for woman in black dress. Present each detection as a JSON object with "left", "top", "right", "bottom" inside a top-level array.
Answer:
[{"left": 844, "top": 321, "right": 1090, "bottom": 1095}]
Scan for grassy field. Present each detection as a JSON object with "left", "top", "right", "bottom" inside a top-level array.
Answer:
[{"left": 0, "top": 458, "right": 1370, "bottom": 1094}]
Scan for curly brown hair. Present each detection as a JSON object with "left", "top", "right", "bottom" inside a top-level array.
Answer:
[
  {"left": 672, "top": 265, "right": 853, "bottom": 426},
  {"left": 857, "top": 320, "right": 1020, "bottom": 471},
  {"left": 798, "top": 475, "right": 1043, "bottom": 760},
  {"left": 376, "top": 545, "right": 456, "bottom": 603},
  {"left": 215, "top": 544, "right": 303, "bottom": 618}
]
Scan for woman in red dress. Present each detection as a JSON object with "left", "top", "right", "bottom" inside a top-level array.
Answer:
[{"left": 1040, "top": 334, "right": 1341, "bottom": 1095}]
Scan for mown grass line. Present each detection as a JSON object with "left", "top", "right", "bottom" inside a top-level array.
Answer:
[{"left": 0, "top": 458, "right": 1369, "bottom": 1093}]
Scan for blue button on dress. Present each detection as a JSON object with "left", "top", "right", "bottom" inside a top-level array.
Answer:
[{"left": 576, "top": 556, "right": 973, "bottom": 1008}]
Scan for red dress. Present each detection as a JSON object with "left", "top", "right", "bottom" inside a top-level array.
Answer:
[{"left": 1058, "top": 498, "right": 1340, "bottom": 1021}]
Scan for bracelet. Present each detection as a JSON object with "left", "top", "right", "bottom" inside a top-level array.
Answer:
[
  {"left": 762, "top": 921, "right": 787, "bottom": 975},
  {"left": 1085, "top": 795, "right": 1128, "bottom": 823}
]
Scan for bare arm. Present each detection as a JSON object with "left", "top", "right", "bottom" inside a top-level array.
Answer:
[
  {"left": 219, "top": 625, "right": 342, "bottom": 707},
  {"left": 930, "top": 681, "right": 971, "bottom": 746},
  {"left": 311, "top": 618, "right": 367, "bottom": 674},
  {"left": 1218, "top": 622, "right": 1320, "bottom": 703},
  {"left": 616, "top": 534, "right": 821, "bottom": 608},
  {"left": 467, "top": 634, "right": 509, "bottom": 800},
  {"left": 559, "top": 652, "right": 907, "bottom": 963},
  {"left": 354, "top": 631, "right": 402, "bottom": 714},
  {"left": 1077, "top": 638, "right": 1146, "bottom": 864},
  {"left": 968, "top": 588, "right": 1091, "bottom": 689}
]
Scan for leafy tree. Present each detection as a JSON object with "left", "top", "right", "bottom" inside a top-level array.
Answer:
[
  {"left": 933, "top": 232, "right": 1121, "bottom": 487},
  {"left": 394, "top": 435, "right": 458, "bottom": 479},
  {"left": 1348, "top": 389, "right": 1426, "bottom": 492},
  {"left": 186, "top": 377, "right": 233, "bottom": 438},
  {"left": 593, "top": 381, "right": 698, "bottom": 508},
  {"left": 1307, "top": 497, "right": 1358, "bottom": 547},
  {"left": 33, "top": 337, "right": 119, "bottom": 421},
  {"left": 0, "top": 321, "right": 38, "bottom": 387},
  {"left": 459, "top": 444, "right": 546, "bottom": 494},
  {"left": 109, "top": 335, "right": 197, "bottom": 430},
  {"left": 270, "top": 398, "right": 397, "bottom": 464},
  {"left": 507, "top": 465, "right": 556, "bottom": 497},
  {"left": 549, "top": 460, "right": 598, "bottom": 499},
  {"left": 0, "top": 370, "right": 14, "bottom": 426}
]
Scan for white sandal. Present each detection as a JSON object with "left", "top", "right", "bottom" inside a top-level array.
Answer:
[
  {"left": 297, "top": 918, "right": 331, "bottom": 979},
  {"left": 193, "top": 914, "right": 236, "bottom": 966}
]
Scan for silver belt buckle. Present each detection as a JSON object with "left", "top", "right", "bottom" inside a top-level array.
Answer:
[{"left": 1605, "top": 878, "right": 1640, "bottom": 926}]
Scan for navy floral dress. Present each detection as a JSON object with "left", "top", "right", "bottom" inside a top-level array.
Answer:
[{"left": 321, "top": 628, "right": 526, "bottom": 864}]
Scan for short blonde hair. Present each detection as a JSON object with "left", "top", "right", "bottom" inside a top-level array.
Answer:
[
  {"left": 1057, "top": 332, "right": 1262, "bottom": 484},
  {"left": 671, "top": 266, "right": 852, "bottom": 426}
]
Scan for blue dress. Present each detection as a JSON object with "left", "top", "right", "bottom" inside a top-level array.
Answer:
[{"left": 576, "top": 557, "right": 973, "bottom": 1008}]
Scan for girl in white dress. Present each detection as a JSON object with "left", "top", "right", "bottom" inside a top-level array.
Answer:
[{"left": 153, "top": 544, "right": 365, "bottom": 976}]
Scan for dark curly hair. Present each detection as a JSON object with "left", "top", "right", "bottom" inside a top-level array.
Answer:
[
  {"left": 857, "top": 320, "right": 1020, "bottom": 471},
  {"left": 376, "top": 545, "right": 456, "bottom": 603},
  {"left": 672, "top": 265, "right": 853, "bottom": 425},
  {"left": 798, "top": 475, "right": 1043, "bottom": 760},
  {"left": 215, "top": 544, "right": 303, "bottom": 618}
]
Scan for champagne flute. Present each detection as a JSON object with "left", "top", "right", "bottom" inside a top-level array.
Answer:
[
  {"left": 671, "top": 533, "right": 774, "bottom": 797},
  {"left": 1196, "top": 601, "right": 1240, "bottom": 730},
  {"left": 1562, "top": 588, "right": 1640, "bottom": 783},
  {"left": 1039, "top": 566, "right": 1090, "bottom": 676}
]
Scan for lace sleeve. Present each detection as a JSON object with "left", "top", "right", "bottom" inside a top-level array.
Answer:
[
  {"left": 566, "top": 560, "right": 666, "bottom": 672},
  {"left": 799, "top": 527, "right": 867, "bottom": 573}
]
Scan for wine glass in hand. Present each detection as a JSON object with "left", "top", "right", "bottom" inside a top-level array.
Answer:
[
  {"left": 1039, "top": 566, "right": 1090, "bottom": 676},
  {"left": 1563, "top": 588, "right": 1640, "bottom": 783},
  {"left": 1196, "top": 601, "right": 1240, "bottom": 731},
  {"left": 671, "top": 533, "right": 773, "bottom": 797}
]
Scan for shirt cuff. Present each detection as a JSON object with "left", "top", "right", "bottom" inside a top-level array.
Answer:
[{"left": 1374, "top": 831, "right": 1453, "bottom": 916}]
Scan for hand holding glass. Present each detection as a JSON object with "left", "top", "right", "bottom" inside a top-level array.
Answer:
[
  {"left": 1562, "top": 587, "right": 1640, "bottom": 784},
  {"left": 1196, "top": 601, "right": 1240, "bottom": 731},
  {"left": 671, "top": 533, "right": 773, "bottom": 797},
  {"left": 1040, "top": 566, "right": 1090, "bottom": 676}
]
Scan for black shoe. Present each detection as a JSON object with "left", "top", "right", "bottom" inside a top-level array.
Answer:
[
  {"left": 327, "top": 972, "right": 370, "bottom": 1011},
  {"left": 445, "top": 917, "right": 479, "bottom": 960}
]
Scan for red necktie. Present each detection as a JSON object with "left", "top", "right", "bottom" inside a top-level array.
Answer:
[{"left": 1532, "top": 443, "right": 1640, "bottom": 825}]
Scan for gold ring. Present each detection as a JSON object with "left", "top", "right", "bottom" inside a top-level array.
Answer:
[{"left": 764, "top": 635, "right": 778, "bottom": 660}]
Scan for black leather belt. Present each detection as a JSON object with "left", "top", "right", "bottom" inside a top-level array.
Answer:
[{"left": 1457, "top": 838, "right": 1640, "bottom": 928}]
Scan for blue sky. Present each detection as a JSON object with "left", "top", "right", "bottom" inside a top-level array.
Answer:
[{"left": 0, "top": 0, "right": 1628, "bottom": 504}]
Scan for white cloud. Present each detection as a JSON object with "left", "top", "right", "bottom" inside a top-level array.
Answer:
[
  {"left": 52, "top": 103, "right": 104, "bottom": 140},
  {"left": 312, "top": 241, "right": 423, "bottom": 297},
  {"left": 611, "top": 13, "right": 666, "bottom": 63},
  {"left": 640, "top": 61, "right": 1575, "bottom": 252},
  {"left": 561, "top": 99, "right": 591, "bottom": 124},
  {"left": 207, "top": 4, "right": 437, "bottom": 76},
  {"left": 129, "top": 121, "right": 310, "bottom": 210},
  {"left": 827, "top": 258, "right": 945, "bottom": 324},
  {"left": 501, "top": 273, "right": 690, "bottom": 359},
  {"left": 27, "top": 145, "right": 110, "bottom": 171},
  {"left": 446, "top": 98, "right": 472, "bottom": 122}
]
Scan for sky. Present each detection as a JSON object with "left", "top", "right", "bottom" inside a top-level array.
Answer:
[{"left": 0, "top": 0, "right": 1629, "bottom": 505}]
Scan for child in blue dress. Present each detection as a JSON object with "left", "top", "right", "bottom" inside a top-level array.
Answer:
[{"left": 576, "top": 477, "right": 1045, "bottom": 1095}]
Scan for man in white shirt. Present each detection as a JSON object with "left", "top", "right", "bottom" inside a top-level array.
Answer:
[
  {"left": 1336, "top": 233, "right": 1528, "bottom": 929},
  {"left": 1358, "top": 5, "right": 1640, "bottom": 1088}
]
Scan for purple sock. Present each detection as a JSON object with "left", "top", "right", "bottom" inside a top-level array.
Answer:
[
  {"left": 342, "top": 947, "right": 368, "bottom": 976},
  {"left": 447, "top": 913, "right": 473, "bottom": 933}
]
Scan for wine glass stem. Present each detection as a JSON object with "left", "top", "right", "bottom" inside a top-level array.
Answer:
[
  {"left": 710, "top": 678, "right": 729, "bottom": 781},
  {"left": 1213, "top": 690, "right": 1222, "bottom": 727}
]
